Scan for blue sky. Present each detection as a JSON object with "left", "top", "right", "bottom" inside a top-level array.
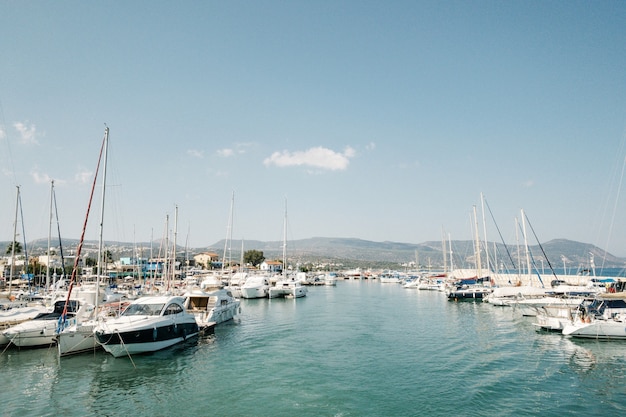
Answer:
[{"left": 1, "top": 1, "right": 626, "bottom": 257}]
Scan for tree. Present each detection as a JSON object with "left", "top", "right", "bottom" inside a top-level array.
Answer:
[
  {"left": 243, "top": 250, "right": 265, "bottom": 267},
  {"left": 5, "top": 241, "right": 22, "bottom": 255}
]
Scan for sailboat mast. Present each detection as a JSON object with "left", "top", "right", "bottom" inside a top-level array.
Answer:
[
  {"left": 480, "top": 193, "right": 491, "bottom": 274},
  {"left": 9, "top": 186, "right": 19, "bottom": 296},
  {"left": 282, "top": 199, "right": 287, "bottom": 275},
  {"left": 441, "top": 227, "right": 448, "bottom": 274},
  {"left": 95, "top": 127, "right": 109, "bottom": 310},
  {"left": 47, "top": 181, "right": 53, "bottom": 291},
  {"left": 448, "top": 233, "right": 454, "bottom": 272},
  {"left": 521, "top": 209, "right": 532, "bottom": 284},
  {"left": 473, "top": 205, "right": 482, "bottom": 279},
  {"left": 222, "top": 191, "right": 234, "bottom": 277},
  {"left": 173, "top": 204, "right": 178, "bottom": 283}
]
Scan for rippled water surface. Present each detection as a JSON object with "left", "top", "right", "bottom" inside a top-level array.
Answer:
[{"left": 2, "top": 281, "right": 626, "bottom": 416}]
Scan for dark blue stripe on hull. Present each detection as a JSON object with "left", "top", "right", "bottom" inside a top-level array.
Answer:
[{"left": 95, "top": 322, "right": 199, "bottom": 346}]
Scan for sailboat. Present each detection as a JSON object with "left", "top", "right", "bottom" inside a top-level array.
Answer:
[
  {"left": 1, "top": 186, "right": 50, "bottom": 346},
  {"left": 56, "top": 127, "right": 124, "bottom": 357},
  {"left": 446, "top": 205, "right": 493, "bottom": 301},
  {"left": 268, "top": 200, "right": 307, "bottom": 299}
]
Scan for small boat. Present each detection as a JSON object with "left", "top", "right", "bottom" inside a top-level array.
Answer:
[
  {"left": 240, "top": 275, "right": 271, "bottom": 299},
  {"left": 183, "top": 288, "right": 241, "bottom": 328},
  {"left": 379, "top": 271, "right": 403, "bottom": 283},
  {"left": 562, "top": 293, "right": 626, "bottom": 339},
  {"left": 446, "top": 278, "right": 493, "bottom": 301},
  {"left": 94, "top": 295, "right": 199, "bottom": 358},
  {"left": 324, "top": 273, "right": 337, "bottom": 286}
]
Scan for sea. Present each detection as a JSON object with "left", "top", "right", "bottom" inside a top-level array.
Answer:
[{"left": 2, "top": 279, "right": 626, "bottom": 417}]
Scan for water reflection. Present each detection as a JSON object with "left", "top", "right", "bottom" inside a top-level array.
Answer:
[{"left": 535, "top": 330, "right": 626, "bottom": 374}]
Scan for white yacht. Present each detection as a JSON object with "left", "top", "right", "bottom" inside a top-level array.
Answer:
[
  {"left": 240, "top": 275, "right": 271, "bottom": 299},
  {"left": 269, "top": 275, "right": 307, "bottom": 299},
  {"left": 1, "top": 300, "right": 50, "bottom": 345},
  {"left": 3, "top": 299, "right": 86, "bottom": 348},
  {"left": 562, "top": 293, "right": 626, "bottom": 339},
  {"left": 94, "top": 295, "right": 199, "bottom": 358},
  {"left": 183, "top": 288, "right": 241, "bottom": 328}
]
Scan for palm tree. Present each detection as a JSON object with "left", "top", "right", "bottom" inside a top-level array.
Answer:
[{"left": 5, "top": 241, "right": 22, "bottom": 255}]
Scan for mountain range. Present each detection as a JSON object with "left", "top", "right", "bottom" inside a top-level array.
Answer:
[{"left": 3, "top": 237, "right": 622, "bottom": 271}]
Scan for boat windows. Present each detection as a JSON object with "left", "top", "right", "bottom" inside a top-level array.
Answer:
[
  {"left": 123, "top": 303, "right": 165, "bottom": 316},
  {"left": 163, "top": 303, "right": 183, "bottom": 316}
]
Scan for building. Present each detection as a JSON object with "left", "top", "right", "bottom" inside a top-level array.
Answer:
[{"left": 260, "top": 260, "right": 283, "bottom": 274}]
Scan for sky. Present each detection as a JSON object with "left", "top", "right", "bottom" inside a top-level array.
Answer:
[{"left": 1, "top": 1, "right": 626, "bottom": 257}]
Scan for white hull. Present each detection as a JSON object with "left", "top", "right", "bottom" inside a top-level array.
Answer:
[
  {"left": 562, "top": 320, "right": 626, "bottom": 339},
  {"left": 102, "top": 336, "right": 190, "bottom": 358},
  {"left": 94, "top": 296, "right": 200, "bottom": 358},
  {"left": 268, "top": 284, "right": 307, "bottom": 299},
  {"left": 184, "top": 289, "right": 241, "bottom": 327},
  {"left": 56, "top": 322, "right": 99, "bottom": 356},
  {"left": 4, "top": 321, "right": 58, "bottom": 347},
  {"left": 239, "top": 287, "right": 268, "bottom": 299}
]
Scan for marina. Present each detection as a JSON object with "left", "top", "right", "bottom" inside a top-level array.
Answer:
[{"left": 2, "top": 279, "right": 626, "bottom": 416}]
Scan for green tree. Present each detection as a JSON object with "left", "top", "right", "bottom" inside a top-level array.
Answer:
[
  {"left": 243, "top": 250, "right": 265, "bottom": 267},
  {"left": 5, "top": 241, "right": 22, "bottom": 255}
]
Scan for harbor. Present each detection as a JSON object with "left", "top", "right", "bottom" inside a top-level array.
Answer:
[{"left": 2, "top": 279, "right": 626, "bottom": 416}]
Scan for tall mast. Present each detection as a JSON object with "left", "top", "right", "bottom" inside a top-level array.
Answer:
[
  {"left": 473, "top": 205, "right": 482, "bottom": 279},
  {"left": 173, "top": 204, "right": 178, "bottom": 283},
  {"left": 222, "top": 191, "right": 234, "bottom": 277},
  {"left": 480, "top": 193, "right": 491, "bottom": 274},
  {"left": 441, "top": 226, "right": 448, "bottom": 274},
  {"left": 47, "top": 181, "right": 53, "bottom": 291},
  {"left": 282, "top": 198, "right": 287, "bottom": 275},
  {"left": 448, "top": 233, "right": 454, "bottom": 272},
  {"left": 9, "top": 186, "right": 19, "bottom": 296},
  {"left": 521, "top": 209, "right": 532, "bottom": 284},
  {"left": 95, "top": 126, "right": 109, "bottom": 310},
  {"left": 163, "top": 214, "right": 169, "bottom": 290}
]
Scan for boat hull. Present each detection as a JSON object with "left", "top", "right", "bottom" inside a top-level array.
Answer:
[
  {"left": 3, "top": 319, "right": 59, "bottom": 347},
  {"left": 239, "top": 287, "right": 268, "bottom": 299},
  {"left": 56, "top": 322, "right": 100, "bottom": 356},
  {"left": 562, "top": 320, "right": 626, "bottom": 339},
  {"left": 95, "top": 320, "right": 199, "bottom": 358}
]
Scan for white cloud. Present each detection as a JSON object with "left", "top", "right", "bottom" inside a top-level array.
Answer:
[
  {"left": 74, "top": 169, "right": 93, "bottom": 184},
  {"left": 522, "top": 179, "right": 534, "bottom": 188},
  {"left": 0, "top": 126, "right": 6, "bottom": 140},
  {"left": 263, "top": 146, "right": 355, "bottom": 171},
  {"left": 217, "top": 148, "right": 235, "bottom": 157},
  {"left": 31, "top": 170, "right": 52, "bottom": 184},
  {"left": 365, "top": 142, "right": 376, "bottom": 151},
  {"left": 187, "top": 149, "right": 204, "bottom": 158},
  {"left": 13, "top": 122, "right": 39, "bottom": 145}
]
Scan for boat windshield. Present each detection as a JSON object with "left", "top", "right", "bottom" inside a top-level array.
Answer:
[{"left": 123, "top": 303, "right": 165, "bottom": 316}]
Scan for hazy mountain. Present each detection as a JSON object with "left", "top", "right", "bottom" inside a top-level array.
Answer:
[{"left": 2, "top": 237, "right": 623, "bottom": 271}]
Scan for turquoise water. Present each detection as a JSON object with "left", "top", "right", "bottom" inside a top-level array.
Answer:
[{"left": 2, "top": 281, "right": 626, "bottom": 416}]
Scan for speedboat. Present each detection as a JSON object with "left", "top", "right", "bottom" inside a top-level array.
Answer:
[
  {"left": 240, "top": 275, "right": 271, "bottom": 299},
  {"left": 183, "top": 288, "right": 241, "bottom": 328},
  {"left": 1, "top": 301, "right": 50, "bottom": 345},
  {"left": 562, "top": 293, "right": 626, "bottom": 339},
  {"left": 3, "top": 299, "right": 84, "bottom": 348},
  {"left": 94, "top": 295, "right": 199, "bottom": 358}
]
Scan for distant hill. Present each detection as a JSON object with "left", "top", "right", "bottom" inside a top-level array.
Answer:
[
  {"left": 2, "top": 237, "right": 623, "bottom": 271},
  {"left": 202, "top": 237, "right": 625, "bottom": 271}
]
